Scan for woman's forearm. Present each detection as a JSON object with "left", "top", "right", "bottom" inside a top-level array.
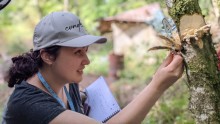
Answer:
[
  {"left": 107, "top": 80, "right": 165, "bottom": 124},
  {"left": 107, "top": 54, "right": 183, "bottom": 124}
]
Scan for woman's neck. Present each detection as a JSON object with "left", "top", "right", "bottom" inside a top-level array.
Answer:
[
  {"left": 39, "top": 69, "right": 66, "bottom": 94},
  {"left": 27, "top": 70, "right": 67, "bottom": 96},
  {"left": 27, "top": 72, "right": 69, "bottom": 109}
]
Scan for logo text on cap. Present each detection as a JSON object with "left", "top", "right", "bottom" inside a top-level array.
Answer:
[{"left": 65, "top": 20, "right": 83, "bottom": 32}]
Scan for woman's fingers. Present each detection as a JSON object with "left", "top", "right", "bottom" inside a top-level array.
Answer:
[
  {"left": 166, "top": 54, "right": 184, "bottom": 77},
  {"left": 159, "top": 52, "right": 174, "bottom": 69},
  {"left": 166, "top": 54, "right": 183, "bottom": 69},
  {"left": 152, "top": 52, "right": 184, "bottom": 91}
]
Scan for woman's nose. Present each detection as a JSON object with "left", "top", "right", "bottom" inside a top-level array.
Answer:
[{"left": 82, "top": 54, "right": 90, "bottom": 65}]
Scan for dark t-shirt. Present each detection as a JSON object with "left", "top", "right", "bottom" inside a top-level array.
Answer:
[{"left": 4, "top": 81, "right": 83, "bottom": 124}]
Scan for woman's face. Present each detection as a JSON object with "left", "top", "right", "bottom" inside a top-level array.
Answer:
[{"left": 51, "top": 46, "right": 90, "bottom": 83}]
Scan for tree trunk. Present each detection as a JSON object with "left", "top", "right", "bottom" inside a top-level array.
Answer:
[
  {"left": 165, "top": 0, "right": 220, "bottom": 123},
  {"left": 64, "top": 0, "right": 69, "bottom": 11},
  {"left": 34, "top": 0, "right": 43, "bottom": 18},
  {"left": 211, "top": 0, "right": 220, "bottom": 26},
  {"left": 74, "top": 0, "right": 80, "bottom": 16},
  {"left": 212, "top": 0, "right": 219, "bottom": 17}
]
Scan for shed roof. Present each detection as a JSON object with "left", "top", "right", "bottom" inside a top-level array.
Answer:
[
  {"left": 102, "top": 3, "right": 160, "bottom": 23},
  {"left": 98, "top": 3, "right": 161, "bottom": 33}
]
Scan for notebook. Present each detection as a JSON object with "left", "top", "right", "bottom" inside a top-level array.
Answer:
[{"left": 84, "top": 76, "right": 121, "bottom": 123}]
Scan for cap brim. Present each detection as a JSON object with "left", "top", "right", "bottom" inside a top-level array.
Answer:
[
  {"left": 0, "top": 0, "right": 11, "bottom": 10},
  {"left": 56, "top": 35, "right": 107, "bottom": 47}
]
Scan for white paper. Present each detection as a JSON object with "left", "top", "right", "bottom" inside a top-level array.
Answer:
[{"left": 85, "top": 76, "right": 121, "bottom": 122}]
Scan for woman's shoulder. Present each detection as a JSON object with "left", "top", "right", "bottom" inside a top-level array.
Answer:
[
  {"left": 7, "top": 80, "right": 58, "bottom": 110},
  {"left": 11, "top": 80, "right": 51, "bottom": 100},
  {"left": 5, "top": 81, "right": 65, "bottom": 124}
]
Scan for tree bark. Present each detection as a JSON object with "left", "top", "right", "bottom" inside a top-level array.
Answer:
[{"left": 165, "top": 0, "right": 220, "bottom": 123}]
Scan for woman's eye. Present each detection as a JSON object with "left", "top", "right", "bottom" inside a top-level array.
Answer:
[
  {"left": 74, "top": 48, "right": 88, "bottom": 56},
  {"left": 75, "top": 50, "right": 82, "bottom": 55}
]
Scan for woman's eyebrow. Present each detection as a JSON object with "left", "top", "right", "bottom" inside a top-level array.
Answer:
[
  {"left": 84, "top": 47, "right": 89, "bottom": 51},
  {"left": 78, "top": 47, "right": 88, "bottom": 51},
  {"left": 72, "top": 47, "right": 88, "bottom": 51}
]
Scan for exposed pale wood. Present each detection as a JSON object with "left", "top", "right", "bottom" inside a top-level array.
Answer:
[{"left": 179, "top": 14, "right": 205, "bottom": 35}]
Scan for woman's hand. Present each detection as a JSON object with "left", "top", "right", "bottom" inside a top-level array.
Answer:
[
  {"left": 106, "top": 52, "right": 184, "bottom": 124},
  {"left": 152, "top": 52, "right": 184, "bottom": 92}
]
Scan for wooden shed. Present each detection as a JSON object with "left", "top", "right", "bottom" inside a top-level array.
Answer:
[
  {"left": 98, "top": 3, "right": 164, "bottom": 80},
  {"left": 98, "top": 3, "right": 163, "bottom": 55}
]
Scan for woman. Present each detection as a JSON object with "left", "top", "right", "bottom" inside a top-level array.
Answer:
[{"left": 4, "top": 11, "right": 184, "bottom": 124}]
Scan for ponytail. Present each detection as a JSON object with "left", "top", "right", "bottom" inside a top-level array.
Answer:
[
  {"left": 6, "top": 50, "right": 40, "bottom": 87},
  {"left": 5, "top": 46, "right": 61, "bottom": 87}
]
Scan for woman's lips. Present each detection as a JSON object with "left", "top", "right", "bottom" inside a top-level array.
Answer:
[
  {"left": 77, "top": 70, "right": 83, "bottom": 75},
  {"left": 77, "top": 67, "right": 85, "bottom": 75}
]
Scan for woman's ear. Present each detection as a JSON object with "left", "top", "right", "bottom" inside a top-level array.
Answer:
[{"left": 40, "top": 49, "right": 54, "bottom": 65}]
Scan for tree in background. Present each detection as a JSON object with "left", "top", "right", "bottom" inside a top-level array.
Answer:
[
  {"left": 211, "top": 0, "right": 220, "bottom": 25},
  {"left": 211, "top": 0, "right": 219, "bottom": 18}
]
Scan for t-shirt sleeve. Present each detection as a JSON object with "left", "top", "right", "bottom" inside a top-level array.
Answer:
[
  {"left": 6, "top": 88, "right": 66, "bottom": 124},
  {"left": 24, "top": 94, "right": 66, "bottom": 124}
]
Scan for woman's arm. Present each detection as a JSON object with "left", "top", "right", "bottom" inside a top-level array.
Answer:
[
  {"left": 107, "top": 53, "right": 184, "bottom": 124},
  {"left": 49, "top": 110, "right": 100, "bottom": 124},
  {"left": 50, "top": 53, "right": 183, "bottom": 124}
]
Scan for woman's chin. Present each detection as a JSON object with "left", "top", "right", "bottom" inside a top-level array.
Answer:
[{"left": 70, "top": 78, "right": 82, "bottom": 84}]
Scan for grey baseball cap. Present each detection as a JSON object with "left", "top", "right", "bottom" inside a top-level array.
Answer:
[
  {"left": 33, "top": 11, "right": 107, "bottom": 51},
  {"left": 0, "top": 0, "right": 11, "bottom": 10}
]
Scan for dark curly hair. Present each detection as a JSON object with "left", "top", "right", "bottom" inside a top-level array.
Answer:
[{"left": 5, "top": 46, "right": 61, "bottom": 87}]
